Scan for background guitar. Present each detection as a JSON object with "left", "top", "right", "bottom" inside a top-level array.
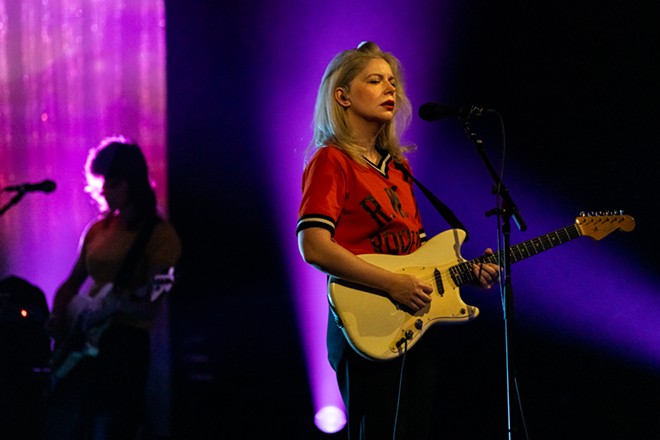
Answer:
[{"left": 49, "top": 266, "right": 175, "bottom": 379}]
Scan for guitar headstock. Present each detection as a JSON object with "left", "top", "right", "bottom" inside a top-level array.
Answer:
[
  {"left": 150, "top": 266, "right": 176, "bottom": 302},
  {"left": 575, "top": 211, "right": 636, "bottom": 240}
]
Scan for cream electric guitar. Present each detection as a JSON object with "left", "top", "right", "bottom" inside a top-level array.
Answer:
[{"left": 328, "top": 213, "right": 635, "bottom": 361}]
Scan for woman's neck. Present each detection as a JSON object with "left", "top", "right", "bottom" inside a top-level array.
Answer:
[
  {"left": 348, "top": 114, "right": 383, "bottom": 156},
  {"left": 355, "top": 132, "right": 382, "bottom": 161}
]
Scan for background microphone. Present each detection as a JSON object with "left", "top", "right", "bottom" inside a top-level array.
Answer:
[
  {"left": 418, "top": 102, "right": 489, "bottom": 121},
  {"left": 4, "top": 179, "right": 57, "bottom": 193}
]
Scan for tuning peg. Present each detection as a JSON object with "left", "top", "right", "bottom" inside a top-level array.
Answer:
[{"left": 579, "top": 210, "right": 626, "bottom": 218}]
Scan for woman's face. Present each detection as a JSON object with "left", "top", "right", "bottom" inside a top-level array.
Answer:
[
  {"left": 101, "top": 176, "right": 129, "bottom": 211},
  {"left": 339, "top": 57, "right": 397, "bottom": 127}
]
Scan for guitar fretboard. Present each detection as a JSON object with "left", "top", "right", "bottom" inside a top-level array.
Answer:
[{"left": 449, "top": 224, "right": 581, "bottom": 286}]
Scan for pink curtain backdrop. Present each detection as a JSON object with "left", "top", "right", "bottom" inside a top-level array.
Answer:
[
  {"left": 0, "top": 0, "right": 170, "bottom": 434},
  {"left": 0, "top": 0, "right": 168, "bottom": 298}
]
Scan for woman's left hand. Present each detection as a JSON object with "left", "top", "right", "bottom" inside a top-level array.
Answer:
[{"left": 471, "top": 248, "right": 500, "bottom": 289}]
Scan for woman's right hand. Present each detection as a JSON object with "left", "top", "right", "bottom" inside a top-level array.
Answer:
[{"left": 386, "top": 273, "right": 433, "bottom": 312}]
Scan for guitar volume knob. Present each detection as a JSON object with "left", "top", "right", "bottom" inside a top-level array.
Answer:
[{"left": 414, "top": 319, "right": 423, "bottom": 330}]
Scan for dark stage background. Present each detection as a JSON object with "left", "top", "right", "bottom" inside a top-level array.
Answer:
[{"left": 162, "top": 1, "right": 659, "bottom": 439}]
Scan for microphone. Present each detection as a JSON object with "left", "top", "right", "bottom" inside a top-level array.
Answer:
[
  {"left": 418, "top": 102, "right": 490, "bottom": 121},
  {"left": 4, "top": 179, "right": 57, "bottom": 193}
]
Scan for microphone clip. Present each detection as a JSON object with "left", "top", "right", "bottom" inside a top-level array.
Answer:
[{"left": 459, "top": 105, "right": 487, "bottom": 120}]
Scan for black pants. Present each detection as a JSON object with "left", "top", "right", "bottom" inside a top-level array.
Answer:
[
  {"left": 44, "top": 325, "right": 150, "bottom": 440},
  {"left": 334, "top": 337, "right": 441, "bottom": 440}
]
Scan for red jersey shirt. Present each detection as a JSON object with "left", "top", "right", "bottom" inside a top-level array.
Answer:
[{"left": 297, "top": 145, "right": 426, "bottom": 256}]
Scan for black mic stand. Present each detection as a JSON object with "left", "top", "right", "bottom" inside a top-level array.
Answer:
[
  {"left": 459, "top": 112, "right": 528, "bottom": 439},
  {"left": 0, "top": 190, "right": 26, "bottom": 217}
]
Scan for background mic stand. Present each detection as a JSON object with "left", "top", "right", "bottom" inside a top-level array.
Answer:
[
  {"left": 459, "top": 113, "right": 528, "bottom": 439},
  {"left": 0, "top": 190, "right": 27, "bottom": 217}
]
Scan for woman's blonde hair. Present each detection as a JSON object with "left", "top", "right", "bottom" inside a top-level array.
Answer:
[{"left": 306, "top": 41, "right": 414, "bottom": 166}]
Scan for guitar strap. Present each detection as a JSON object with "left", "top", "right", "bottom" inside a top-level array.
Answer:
[
  {"left": 394, "top": 161, "right": 470, "bottom": 241},
  {"left": 113, "top": 216, "right": 161, "bottom": 290}
]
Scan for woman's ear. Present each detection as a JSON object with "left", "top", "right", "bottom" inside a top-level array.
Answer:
[{"left": 334, "top": 88, "right": 350, "bottom": 108}]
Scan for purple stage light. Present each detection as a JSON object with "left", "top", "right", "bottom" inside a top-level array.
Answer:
[{"left": 315, "top": 405, "right": 347, "bottom": 434}]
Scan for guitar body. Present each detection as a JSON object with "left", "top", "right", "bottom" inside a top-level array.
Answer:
[
  {"left": 50, "top": 267, "right": 175, "bottom": 379},
  {"left": 66, "top": 283, "right": 115, "bottom": 328},
  {"left": 49, "top": 283, "right": 116, "bottom": 379},
  {"left": 329, "top": 228, "right": 478, "bottom": 362}
]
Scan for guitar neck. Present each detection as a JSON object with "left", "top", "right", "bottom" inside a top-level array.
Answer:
[{"left": 450, "top": 223, "right": 582, "bottom": 286}]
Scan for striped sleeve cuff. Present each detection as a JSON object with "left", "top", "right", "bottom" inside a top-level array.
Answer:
[{"left": 296, "top": 215, "right": 335, "bottom": 235}]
